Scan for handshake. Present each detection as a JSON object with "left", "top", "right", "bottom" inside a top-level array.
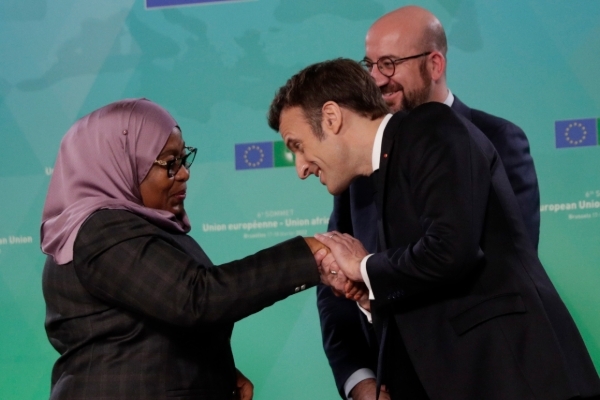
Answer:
[{"left": 305, "top": 232, "right": 371, "bottom": 311}]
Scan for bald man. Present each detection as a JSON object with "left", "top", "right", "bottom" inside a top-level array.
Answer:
[{"left": 317, "top": 6, "right": 540, "bottom": 400}]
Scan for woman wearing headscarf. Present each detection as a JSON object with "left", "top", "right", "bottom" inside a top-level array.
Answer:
[{"left": 40, "top": 98, "right": 330, "bottom": 400}]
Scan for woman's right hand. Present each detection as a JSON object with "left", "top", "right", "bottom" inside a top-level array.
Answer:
[
  {"left": 304, "top": 237, "right": 329, "bottom": 260},
  {"left": 306, "top": 237, "right": 354, "bottom": 296}
]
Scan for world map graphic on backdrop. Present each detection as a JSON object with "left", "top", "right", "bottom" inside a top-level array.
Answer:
[
  {"left": 146, "top": 0, "right": 241, "bottom": 9},
  {"left": 1, "top": 1, "right": 599, "bottom": 398}
]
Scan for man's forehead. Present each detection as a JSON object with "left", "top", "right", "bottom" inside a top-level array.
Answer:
[
  {"left": 280, "top": 107, "right": 307, "bottom": 128},
  {"left": 366, "top": 26, "right": 414, "bottom": 57},
  {"left": 280, "top": 107, "right": 307, "bottom": 138}
]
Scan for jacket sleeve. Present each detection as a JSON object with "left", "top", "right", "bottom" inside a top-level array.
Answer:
[
  {"left": 73, "top": 209, "right": 321, "bottom": 326},
  {"left": 476, "top": 116, "right": 540, "bottom": 250},
  {"left": 316, "top": 192, "right": 377, "bottom": 398},
  {"left": 317, "top": 284, "right": 377, "bottom": 398}
]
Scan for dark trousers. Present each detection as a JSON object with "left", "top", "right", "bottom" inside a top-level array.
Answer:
[{"left": 383, "top": 321, "right": 429, "bottom": 400}]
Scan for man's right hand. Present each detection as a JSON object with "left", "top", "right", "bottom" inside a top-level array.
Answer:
[{"left": 350, "top": 378, "right": 390, "bottom": 400}]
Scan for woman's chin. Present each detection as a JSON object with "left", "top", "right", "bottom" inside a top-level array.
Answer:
[{"left": 169, "top": 204, "right": 185, "bottom": 219}]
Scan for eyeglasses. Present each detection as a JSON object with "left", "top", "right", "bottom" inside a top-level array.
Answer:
[
  {"left": 359, "top": 52, "right": 431, "bottom": 78},
  {"left": 153, "top": 146, "right": 197, "bottom": 178}
]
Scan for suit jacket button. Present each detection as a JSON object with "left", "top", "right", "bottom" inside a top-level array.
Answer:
[
  {"left": 294, "top": 287, "right": 300, "bottom": 292},
  {"left": 300, "top": 284, "right": 306, "bottom": 290}
]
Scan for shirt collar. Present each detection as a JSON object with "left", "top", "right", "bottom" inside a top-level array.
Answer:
[
  {"left": 444, "top": 89, "right": 454, "bottom": 107},
  {"left": 372, "top": 114, "right": 393, "bottom": 171}
]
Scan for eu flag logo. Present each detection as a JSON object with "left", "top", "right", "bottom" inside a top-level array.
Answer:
[
  {"left": 555, "top": 118, "right": 598, "bottom": 148},
  {"left": 234, "top": 141, "right": 295, "bottom": 170},
  {"left": 235, "top": 142, "right": 274, "bottom": 170}
]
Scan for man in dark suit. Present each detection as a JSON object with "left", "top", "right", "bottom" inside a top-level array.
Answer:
[
  {"left": 268, "top": 58, "right": 600, "bottom": 400},
  {"left": 317, "top": 6, "right": 541, "bottom": 399}
]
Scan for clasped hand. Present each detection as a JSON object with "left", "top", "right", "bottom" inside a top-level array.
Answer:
[{"left": 305, "top": 232, "right": 371, "bottom": 310}]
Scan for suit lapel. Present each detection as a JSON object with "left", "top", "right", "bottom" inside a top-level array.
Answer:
[
  {"left": 372, "top": 114, "right": 403, "bottom": 399},
  {"left": 373, "top": 113, "right": 401, "bottom": 251},
  {"left": 451, "top": 95, "right": 473, "bottom": 121}
]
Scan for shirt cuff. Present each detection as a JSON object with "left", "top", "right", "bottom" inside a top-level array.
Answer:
[
  {"left": 344, "top": 368, "right": 376, "bottom": 400},
  {"left": 360, "top": 254, "right": 375, "bottom": 300},
  {"left": 357, "top": 302, "right": 372, "bottom": 323}
]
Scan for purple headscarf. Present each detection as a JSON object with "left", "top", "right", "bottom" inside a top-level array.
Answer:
[{"left": 41, "top": 98, "right": 191, "bottom": 265}]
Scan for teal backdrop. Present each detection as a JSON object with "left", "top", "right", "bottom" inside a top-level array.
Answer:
[{"left": 1, "top": 0, "right": 599, "bottom": 398}]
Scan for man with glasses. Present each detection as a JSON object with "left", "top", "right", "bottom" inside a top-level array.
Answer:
[
  {"left": 271, "top": 58, "right": 600, "bottom": 400},
  {"left": 317, "top": 6, "right": 540, "bottom": 400}
]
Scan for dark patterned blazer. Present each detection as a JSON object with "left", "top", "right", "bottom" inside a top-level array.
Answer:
[
  {"left": 368, "top": 103, "right": 599, "bottom": 399},
  {"left": 43, "top": 209, "right": 320, "bottom": 400},
  {"left": 317, "top": 95, "right": 541, "bottom": 398}
]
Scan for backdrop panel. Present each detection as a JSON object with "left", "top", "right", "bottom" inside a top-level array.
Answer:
[{"left": 1, "top": 0, "right": 598, "bottom": 398}]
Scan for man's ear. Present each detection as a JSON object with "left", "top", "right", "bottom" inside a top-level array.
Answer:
[
  {"left": 429, "top": 51, "right": 446, "bottom": 81},
  {"left": 321, "top": 101, "right": 343, "bottom": 136}
]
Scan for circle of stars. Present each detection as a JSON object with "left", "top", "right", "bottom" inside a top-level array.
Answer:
[
  {"left": 564, "top": 122, "right": 588, "bottom": 145},
  {"left": 244, "top": 145, "right": 264, "bottom": 167}
]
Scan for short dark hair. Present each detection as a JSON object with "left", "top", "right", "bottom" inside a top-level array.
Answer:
[{"left": 268, "top": 58, "right": 388, "bottom": 138}]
